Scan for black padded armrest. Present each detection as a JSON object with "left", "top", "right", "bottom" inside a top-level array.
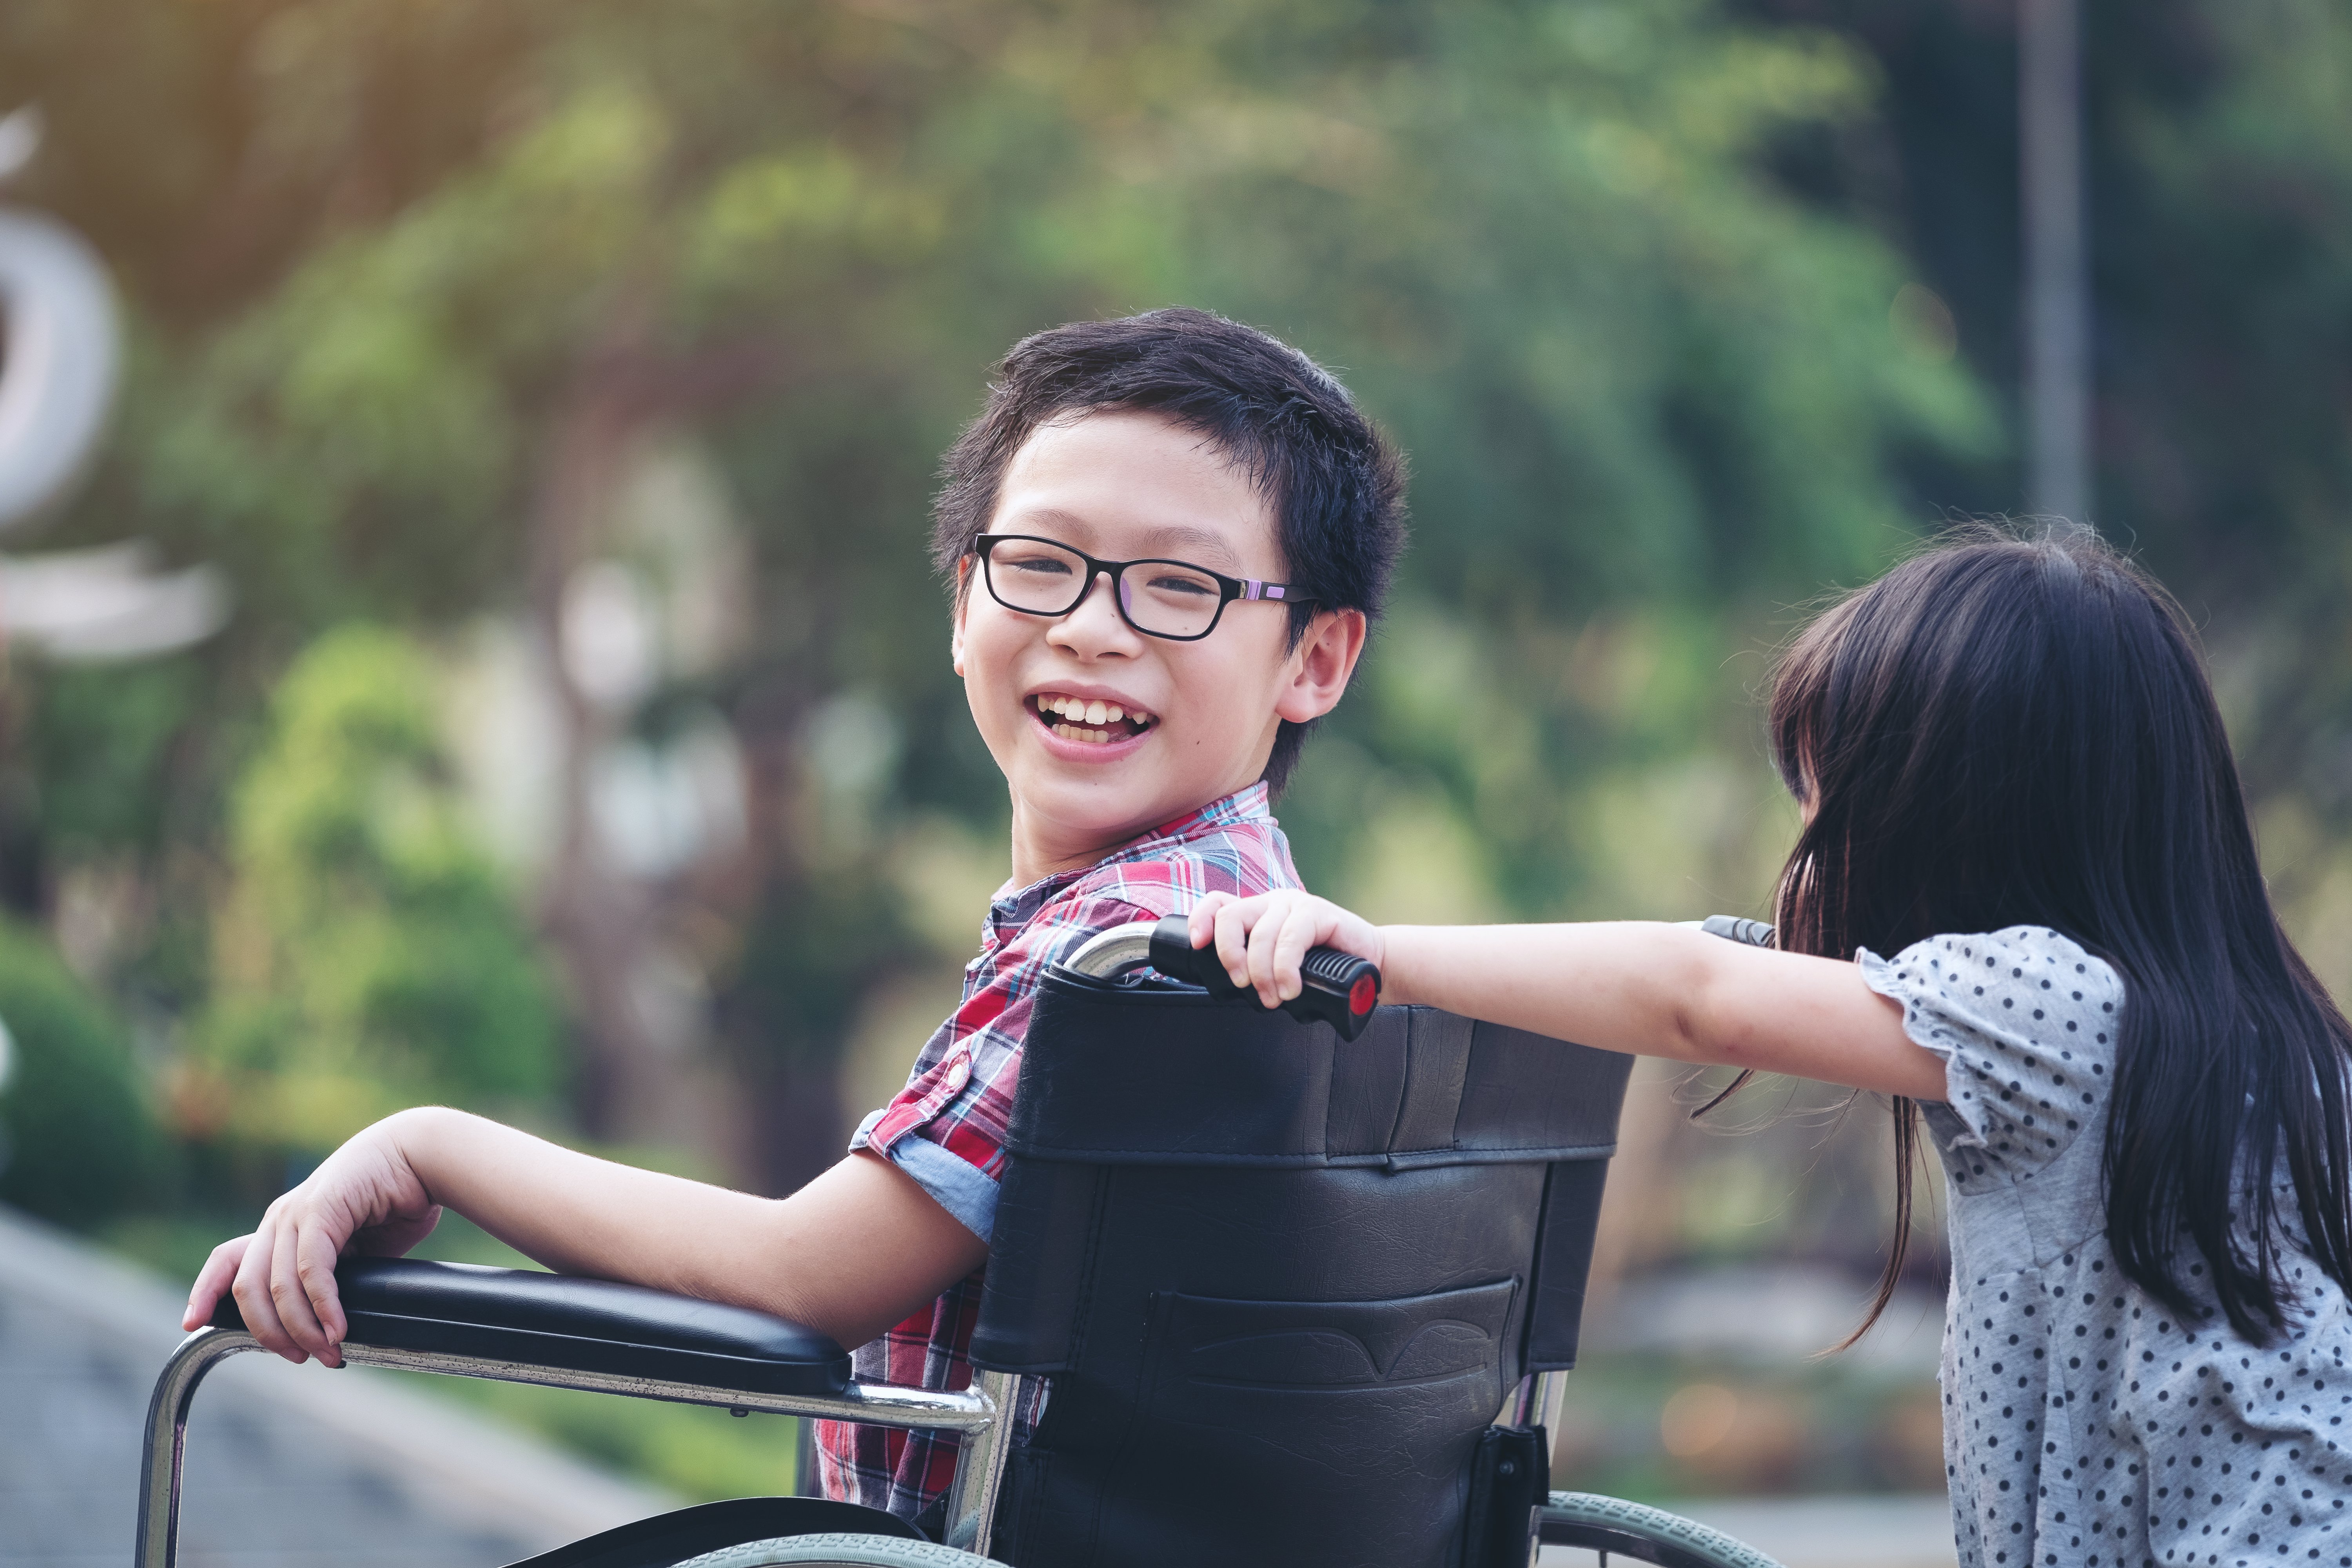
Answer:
[{"left": 211, "top": 1257, "right": 851, "bottom": 1397}]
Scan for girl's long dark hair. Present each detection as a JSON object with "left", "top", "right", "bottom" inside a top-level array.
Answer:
[{"left": 1767, "top": 525, "right": 2352, "bottom": 1344}]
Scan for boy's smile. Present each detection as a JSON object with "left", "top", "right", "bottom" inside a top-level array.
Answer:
[
  {"left": 952, "top": 409, "right": 1363, "bottom": 884},
  {"left": 1029, "top": 689, "right": 1156, "bottom": 748}
]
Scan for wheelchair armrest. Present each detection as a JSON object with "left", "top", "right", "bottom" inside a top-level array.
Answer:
[{"left": 211, "top": 1256, "right": 851, "bottom": 1397}]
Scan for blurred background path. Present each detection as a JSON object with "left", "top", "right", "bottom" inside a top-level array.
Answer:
[{"left": 0, "top": 1204, "right": 671, "bottom": 1568}]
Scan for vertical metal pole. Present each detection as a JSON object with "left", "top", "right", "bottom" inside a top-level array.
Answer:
[
  {"left": 2022, "top": 0, "right": 2092, "bottom": 523},
  {"left": 136, "top": 1327, "right": 259, "bottom": 1568},
  {"left": 943, "top": 1370, "right": 1020, "bottom": 1557},
  {"left": 795, "top": 1412, "right": 819, "bottom": 1498}
]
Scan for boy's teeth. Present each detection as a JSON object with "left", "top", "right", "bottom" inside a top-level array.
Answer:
[{"left": 1036, "top": 695, "right": 1152, "bottom": 735}]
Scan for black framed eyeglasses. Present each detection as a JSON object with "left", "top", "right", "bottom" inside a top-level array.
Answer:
[{"left": 968, "top": 533, "right": 1315, "bottom": 642}]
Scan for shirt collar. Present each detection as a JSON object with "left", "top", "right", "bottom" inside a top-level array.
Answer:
[{"left": 985, "top": 782, "right": 1275, "bottom": 933}]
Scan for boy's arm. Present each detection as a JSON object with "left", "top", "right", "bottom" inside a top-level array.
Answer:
[
  {"left": 1190, "top": 891, "right": 1947, "bottom": 1102},
  {"left": 183, "top": 1106, "right": 988, "bottom": 1366}
]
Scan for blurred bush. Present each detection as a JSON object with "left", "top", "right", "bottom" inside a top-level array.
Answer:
[
  {"left": 188, "top": 625, "right": 559, "bottom": 1154},
  {"left": 0, "top": 916, "right": 169, "bottom": 1227}
]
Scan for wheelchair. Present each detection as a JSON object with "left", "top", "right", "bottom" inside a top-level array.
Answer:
[{"left": 140, "top": 917, "right": 1788, "bottom": 1568}]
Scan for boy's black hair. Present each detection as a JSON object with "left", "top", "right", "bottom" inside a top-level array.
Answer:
[
  {"left": 1767, "top": 522, "right": 2352, "bottom": 1348},
  {"left": 932, "top": 307, "right": 1408, "bottom": 795}
]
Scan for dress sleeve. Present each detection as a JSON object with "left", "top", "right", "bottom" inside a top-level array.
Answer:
[{"left": 1857, "top": 926, "right": 2125, "bottom": 1185}]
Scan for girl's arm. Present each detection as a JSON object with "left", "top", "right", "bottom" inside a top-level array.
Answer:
[
  {"left": 183, "top": 1107, "right": 989, "bottom": 1366},
  {"left": 1189, "top": 891, "right": 1947, "bottom": 1102}
]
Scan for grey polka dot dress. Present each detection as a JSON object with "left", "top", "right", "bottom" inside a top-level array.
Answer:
[{"left": 1860, "top": 926, "right": 2352, "bottom": 1568}]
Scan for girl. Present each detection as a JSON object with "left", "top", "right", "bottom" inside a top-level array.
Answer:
[{"left": 1190, "top": 527, "right": 2352, "bottom": 1568}]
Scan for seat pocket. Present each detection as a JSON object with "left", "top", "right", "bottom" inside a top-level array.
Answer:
[
  {"left": 1168, "top": 1279, "right": 1514, "bottom": 1394},
  {"left": 1117, "top": 1278, "right": 1518, "bottom": 1565}
]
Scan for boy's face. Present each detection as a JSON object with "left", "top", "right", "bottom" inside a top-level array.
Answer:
[{"left": 953, "top": 409, "right": 1364, "bottom": 881}]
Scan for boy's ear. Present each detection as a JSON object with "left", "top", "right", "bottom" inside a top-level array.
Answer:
[
  {"left": 1274, "top": 608, "right": 1368, "bottom": 724},
  {"left": 950, "top": 557, "right": 972, "bottom": 677}
]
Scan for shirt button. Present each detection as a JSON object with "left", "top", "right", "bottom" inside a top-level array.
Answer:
[{"left": 945, "top": 1055, "right": 971, "bottom": 1093}]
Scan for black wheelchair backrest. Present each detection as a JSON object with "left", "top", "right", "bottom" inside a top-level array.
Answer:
[{"left": 969, "top": 962, "right": 1633, "bottom": 1568}]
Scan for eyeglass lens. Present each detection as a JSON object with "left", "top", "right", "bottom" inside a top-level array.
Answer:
[{"left": 985, "top": 537, "right": 1228, "bottom": 639}]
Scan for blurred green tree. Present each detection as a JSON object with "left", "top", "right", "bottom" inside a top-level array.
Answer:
[
  {"left": 0, "top": 0, "right": 1989, "bottom": 1198},
  {"left": 0, "top": 0, "right": 1985, "bottom": 1194},
  {"left": 196, "top": 625, "right": 559, "bottom": 1152}
]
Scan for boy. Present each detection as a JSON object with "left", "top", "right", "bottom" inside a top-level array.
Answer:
[{"left": 181, "top": 308, "right": 1408, "bottom": 1528}]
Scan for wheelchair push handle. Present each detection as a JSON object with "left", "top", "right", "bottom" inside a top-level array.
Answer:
[
  {"left": 1697, "top": 913, "right": 1776, "bottom": 947},
  {"left": 1145, "top": 913, "right": 1383, "bottom": 1040}
]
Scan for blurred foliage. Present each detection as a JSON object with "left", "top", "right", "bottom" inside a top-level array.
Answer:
[
  {"left": 191, "top": 626, "right": 559, "bottom": 1151},
  {"left": 0, "top": 915, "right": 170, "bottom": 1226},
  {"left": 1743, "top": 0, "right": 2352, "bottom": 854},
  {"left": 20, "top": 0, "right": 1981, "bottom": 898},
  {"left": 1554, "top": 1350, "right": 1947, "bottom": 1500},
  {"left": 0, "top": 0, "right": 1994, "bottom": 1193}
]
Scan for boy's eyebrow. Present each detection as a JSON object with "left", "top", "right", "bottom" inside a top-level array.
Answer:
[
  {"left": 1133, "top": 523, "right": 1244, "bottom": 568},
  {"left": 1004, "top": 508, "right": 1250, "bottom": 571}
]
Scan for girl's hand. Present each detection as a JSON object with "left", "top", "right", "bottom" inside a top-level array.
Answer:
[
  {"left": 1187, "top": 890, "right": 1386, "bottom": 1011},
  {"left": 183, "top": 1111, "right": 444, "bottom": 1366}
]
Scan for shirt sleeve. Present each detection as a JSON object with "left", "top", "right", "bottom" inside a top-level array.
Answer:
[
  {"left": 1857, "top": 925, "right": 2125, "bottom": 1186},
  {"left": 849, "top": 891, "right": 1161, "bottom": 1241}
]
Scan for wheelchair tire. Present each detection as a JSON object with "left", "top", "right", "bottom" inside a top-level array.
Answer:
[
  {"left": 1539, "top": 1491, "right": 1788, "bottom": 1568},
  {"left": 670, "top": 1534, "right": 996, "bottom": 1568}
]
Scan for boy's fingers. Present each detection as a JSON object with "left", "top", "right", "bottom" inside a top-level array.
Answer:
[
  {"left": 1187, "top": 893, "right": 1234, "bottom": 949},
  {"left": 232, "top": 1222, "right": 297, "bottom": 1359},
  {"left": 265, "top": 1216, "right": 332, "bottom": 1362},
  {"left": 185, "top": 1236, "right": 247, "bottom": 1330},
  {"left": 296, "top": 1218, "right": 348, "bottom": 1364},
  {"left": 1246, "top": 900, "right": 1290, "bottom": 1006},
  {"left": 1270, "top": 902, "right": 1322, "bottom": 1000},
  {"left": 1213, "top": 901, "right": 1253, "bottom": 988}
]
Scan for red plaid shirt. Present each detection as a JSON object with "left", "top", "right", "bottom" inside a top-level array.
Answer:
[{"left": 815, "top": 784, "right": 1301, "bottom": 1524}]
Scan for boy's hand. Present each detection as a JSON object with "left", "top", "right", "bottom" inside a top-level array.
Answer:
[
  {"left": 182, "top": 1111, "right": 444, "bottom": 1367},
  {"left": 1187, "top": 890, "right": 1385, "bottom": 1011}
]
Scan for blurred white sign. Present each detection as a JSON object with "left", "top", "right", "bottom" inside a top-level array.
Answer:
[
  {"left": 0, "top": 149, "right": 120, "bottom": 530},
  {"left": 0, "top": 104, "right": 229, "bottom": 662},
  {"left": 0, "top": 543, "right": 230, "bottom": 661}
]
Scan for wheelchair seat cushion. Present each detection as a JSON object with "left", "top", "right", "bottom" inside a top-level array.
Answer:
[{"left": 211, "top": 1258, "right": 853, "bottom": 1397}]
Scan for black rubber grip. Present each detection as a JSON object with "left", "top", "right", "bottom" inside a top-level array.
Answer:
[
  {"left": 211, "top": 1257, "right": 851, "bottom": 1396},
  {"left": 1147, "top": 914, "right": 1383, "bottom": 1040}
]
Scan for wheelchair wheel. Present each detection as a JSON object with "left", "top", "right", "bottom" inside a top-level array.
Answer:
[
  {"left": 1539, "top": 1492, "right": 1787, "bottom": 1568},
  {"left": 671, "top": 1534, "right": 996, "bottom": 1567}
]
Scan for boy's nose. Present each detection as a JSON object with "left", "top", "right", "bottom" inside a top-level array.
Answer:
[{"left": 1048, "top": 570, "right": 1141, "bottom": 652}]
